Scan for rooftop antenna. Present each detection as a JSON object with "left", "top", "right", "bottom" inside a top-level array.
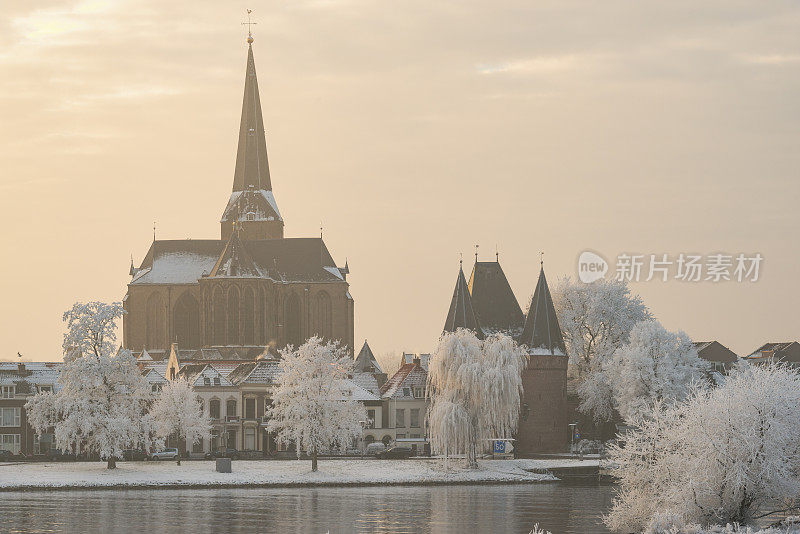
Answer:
[{"left": 242, "top": 9, "right": 257, "bottom": 44}]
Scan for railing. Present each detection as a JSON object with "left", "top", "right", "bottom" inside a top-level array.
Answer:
[{"left": 225, "top": 416, "right": 240, "bottom": 423}]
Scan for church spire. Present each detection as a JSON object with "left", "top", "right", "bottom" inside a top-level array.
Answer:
[
  {"left": 233, "top": 42, "right": 271, "bottom": 192},
  {"left": 221, "top": 32, "right": 284, "bottom": 241}
]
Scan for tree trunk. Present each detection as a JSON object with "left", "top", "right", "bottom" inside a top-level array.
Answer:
[
  {"left": 107, "top": 457, "right": 116, "bottom": 470},
  {"left": 176, "top": 453, "right": 181, "bottom": 466},
  {"left": 311, "top": 449, "right": 318, "bottom": 472}
]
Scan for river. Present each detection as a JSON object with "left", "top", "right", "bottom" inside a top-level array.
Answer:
[{"left": 0, "top": 482, "right": 616, "bottom": 533}]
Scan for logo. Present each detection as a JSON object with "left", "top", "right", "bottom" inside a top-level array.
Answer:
[{"left": 578, "top": 251, "right": 609, "bottom": 283}]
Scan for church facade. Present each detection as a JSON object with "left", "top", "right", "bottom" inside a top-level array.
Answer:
[{"left": 123, "top": 41, "right": 354, "bottom": 359}]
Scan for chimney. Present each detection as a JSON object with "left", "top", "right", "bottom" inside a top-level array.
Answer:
[
  {"left": 18, "top": 362, "right": 26, "bottom": 373},
  {"left": 412, "top": 355, "right": 421, "bottom": 367}
]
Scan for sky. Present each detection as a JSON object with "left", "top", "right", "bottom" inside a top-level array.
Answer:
[{"left": 1, "top": 0, "right": 798, "bottom": 362}]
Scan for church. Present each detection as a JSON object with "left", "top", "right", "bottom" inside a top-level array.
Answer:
[{"left": 122, "top": 38, "right": 354, "bottom": 361}]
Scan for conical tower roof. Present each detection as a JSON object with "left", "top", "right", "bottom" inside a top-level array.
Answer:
[
  {"left": 468, "top": 260, "right": 524, "bottom": 336},
  {"left": 519, "top": 266, "right": 565, "bottom": 355},
  {"left": 443, "top": 264, "right": 484, "bottom": 339},
  {"left": 354, "top": 340, "right": 382, "bottom": 373},
  {"left": 233, "top": 43, "right": 271, "bottom": 192}
]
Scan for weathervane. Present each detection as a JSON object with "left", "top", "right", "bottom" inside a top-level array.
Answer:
[
  {"left": 474, "top": 244, "right": 479, "bottom": 262},
  {"left": 540, "top": 250, "right": 544, "bottom": 267},
  {"left": 242, "top": 9, "right": 257, "bottom": 43}
]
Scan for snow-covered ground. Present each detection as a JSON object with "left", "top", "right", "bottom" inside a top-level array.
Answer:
[{"left": 0, "top": 458, "right": 598, "bottom": 490}]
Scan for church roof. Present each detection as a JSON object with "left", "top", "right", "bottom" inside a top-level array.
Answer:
[
  {"left": 129, "top": 238, "right": 345, "bottom": 285},
  {"left": 209, "top": 231, "right": 262, "bottom": 278},
  {"left": 354, "top": 340, "right": 382, "bottom": 374},
  {"left": 468, "top": 261, "right": 524, "bottom": 337},
  {"left": 518, "top": 266, "right": 566, "bottom": 355},
  {"left": 443, "top": 264, "right": 484, "bottom": 339},
  {"left": 233, "top": 43, "right": 271, "bottom": 193}
]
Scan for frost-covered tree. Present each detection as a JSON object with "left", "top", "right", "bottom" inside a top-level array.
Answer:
[
  {"left": 552, "top": 277, "right": 650, "bottom": 422},
  {"left": 604, "top": 320, "right": 709, "bottom": 422},
  {"left": 266, "top": 336, "right": 367, "bottom": 472},
  {"left": 427, "top": 329, "right": 527, "bottom": 469},
  {"left": 605, "top": 364, "right": 800, "bottom": 532},
  {"left": 25, "top": 302, "right": 154, "bottom": 469},
  {"left": 149, "top": 378, "right": 211, "bottom": 465}
]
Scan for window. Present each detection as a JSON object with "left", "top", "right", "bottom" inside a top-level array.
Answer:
[
  {"left": 402, "top": 387, "right": 411, "bottom": 397},
  {"left": 366, "top": 409, "right": 376, "bottom": 429},
  {"left": 193, "top": 438, "right": 204, "bottom": 454},
  {"left": 38, "top": 385, "right": 52, "bottom": 394},
  {"left": 226, "top": 400, "right": 237, "bottom": 419},
  {"left": 245, "top": 398, "right": 256, "bottom": 419},
  {"left": 210, "top": 400, "right": 221, "bottom": 419},
  {"left": 213, "top": 377, "right": 221, "bottom": 386},
  {"left": 151, "top": 384, "right": 162, "bottom": 393},
  {"left": 1, "top": 386, "right": 14, "bottom": 399},
  {"left": 414, "top": 387, "right": 424, "bottom": 399},
  {"left": 410, "top": 408, "right": 420, "bottom": 428},
  {"left": 204, "top": 377, "right": 211, "bottom": 386},
  {"left": 0, "top": 434, "right": 21, "bottom": 454},
  {"left": 395, "top": 409, "right": 405, "bottom": 428},
  {"left": 0, "top": 408, "right": 21, "bottom": 427},
  {"left": 244, "top": 428, "right": 256, "bottom": 450}
]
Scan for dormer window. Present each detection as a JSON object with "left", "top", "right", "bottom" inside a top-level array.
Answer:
[
  {"left": 246, "top": 212, "right": 255, "bottom": 221},
  {"left": 414, "top": 387, "right": 424, "bottom": 399},
  {"left": 1, "top": 386, "right": 14, "bottom": 399},
  {"left": 38, "top": 385, "right": 52, "bottom": 393},
  {"left": 213, "top": 377, "right": 221, "bottom": 386},
  {"left": 204, "top": 377, "right": 211, "bottom": 386},
  {"left": 403, "top": 387, "right": 411, "bottom": 397}
]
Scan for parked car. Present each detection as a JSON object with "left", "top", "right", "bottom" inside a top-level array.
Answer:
[
  {"left": 365, "top": 442, "right": 387, "bottom": 456},
  {"left": 206, "top": 448, "right": 239, "bottom": 460},
  {"left": 375, "top": 447, "right": 413, "bottom": 460},
  {"left": 150, "top": 448, "right": 180, "bottom": 461},
  {"left": 47, "top": 449, "right": 77, "bottom": 462},
  {"left": 122, "top": 449, "right": 148, "bottom": 461}
]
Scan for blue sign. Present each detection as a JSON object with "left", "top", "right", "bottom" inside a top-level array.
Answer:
[
  {"left": 493, "top": 441, "right": 506, "bottom": 453},
  {"left": 575, "top": 432, "right": 580, "bottom": 440}
]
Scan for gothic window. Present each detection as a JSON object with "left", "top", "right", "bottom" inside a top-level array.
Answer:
[
  {"left": 243, "top": 287, "right": 255, "bottom": 345},
  {"left": 146, "top": 292, "right": 166, "bottom": 350},
  {"left": 315, "top": 291, "right": 332, "bottom": 340},
  {"left": 227, "top": 286, "right": 240, "bottom": 345},
  {"left": 285, "top": 292, "right": 301, "bottom": 347},
  {"left": 174, "top": 293, "right": 201, "bottom": 348},
  {"left": 212, "top": 287, "right": 226, "bottom": 346}
]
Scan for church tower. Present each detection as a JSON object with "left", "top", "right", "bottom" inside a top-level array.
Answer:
[{"left": 221, "top": 37, "right": 284, "bottom": 241}]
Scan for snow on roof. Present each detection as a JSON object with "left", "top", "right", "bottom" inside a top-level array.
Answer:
[
  {"left": 143, "top": 368, "right": 168, "bottom": 384},
  {"left": 324, "top": 266, "right": 344, "bottom": 280},
  {"left": 138, "top": 349, "right": 153, "bottom": 361},
  {"left": 400, "top": 353, "right": 430, "bottom": 371},
  {"left": 0, "top": 362, "right": 62, "bottom": 388},
  {"left": 351, "top": 372, "right": 380, "bottom": 395},
  {"left": 380, "top": 363, "right": 427, "bottom": 399},
  {"left": 342, "top": 378, "right": 380, "bottom": 402},
  {"left": 132, "top": 250, "right": 220, "bottom": 285},
  {"left": 181, "top": 364, "right": 234, "bottom": 387}
]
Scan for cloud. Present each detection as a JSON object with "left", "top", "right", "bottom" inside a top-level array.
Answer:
[
  {"left": 476, "top": 54, "right": 599, "bottom": 76},
  {"left": 737, "top": 53, "right": 800, "bottom": 65}
]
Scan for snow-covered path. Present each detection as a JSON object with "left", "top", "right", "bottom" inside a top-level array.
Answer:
[{"left": 0, "top": 458, "right": 598, "bottom": 491}]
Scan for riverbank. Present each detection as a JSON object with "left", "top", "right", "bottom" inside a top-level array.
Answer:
[{"left": 0, "top": 458, "right": 599, "bottom": 491}]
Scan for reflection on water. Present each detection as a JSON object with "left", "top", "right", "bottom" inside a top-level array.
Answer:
[{"left": 0, "top": 482, "right": 615, "bottom": 534}]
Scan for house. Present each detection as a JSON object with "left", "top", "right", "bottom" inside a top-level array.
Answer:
[
  {"left": 745, "top": 342, "right": 800, "bottom": 366},
  {"left": 693, "top": 341, "right": 739, "bottom": 373},
  {"left": 378, "top": 358, "right": 428, "bottom": 454},
  {"left": 0, "top": 362, "right": 60, "bottom": 456}
]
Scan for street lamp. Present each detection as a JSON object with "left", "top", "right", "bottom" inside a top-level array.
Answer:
[{"left": 568, "top": 422, "right": 578, "bottom": 454}]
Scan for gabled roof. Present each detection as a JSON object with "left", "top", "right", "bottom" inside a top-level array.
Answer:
[
  {"left": 209, "top": 232, "right": 262, "bottom": 278},
  {"left": 692, "top": 341, "right": 738, "bottom": 364},
  {"left": 354, "top": 341, "right": 382, "bottom": 374},
  {"left": 137, "top": 348, "right": 153, "bottom": 361},
  {"left": 178, "top": 364, "right": 234, "bottom": 387},
  {"left": 227, "top": 360, "right": 282, "bottom": 385},
  {"left": 400, "top": 353, "right": 430, "bottom": 371},
  {"left": 129, "top": 238, "right": 346, "bottom": 285},
  {"left": 443, "top": 265, "right": 484, "bottom": 339},
  {"left": 745, "top": 342, "right": 800, "bottom": 361},
  {"left": 342, "top": 378, "right": 380, "bottom": 402},
  {"left": 468, "top": 261, "right": 524, "bottom": 336},
  {"left": 380, "top": 362, "right": 427, "bottom": 399},
  {"left": 143, "top": 368, "right": 168, "bottom": 384},
  {"left": 518, "top": 266, "right": 565, "bottom": 355},
  {"left": 351, "top": 371, "right": 381, "bottom": 395}
]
